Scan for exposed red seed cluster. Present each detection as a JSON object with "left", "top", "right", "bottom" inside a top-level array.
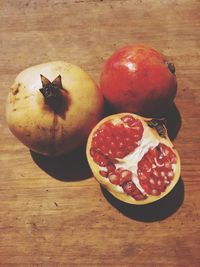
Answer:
[
  {"left": 138, "top": 143, "right": 177, "bottom": 196},
  {"left": 90, "top": 115, "right": 145, "bottom": 200},
  {"left": 91, "top": 115, "right": 143, "bottom": 159}
]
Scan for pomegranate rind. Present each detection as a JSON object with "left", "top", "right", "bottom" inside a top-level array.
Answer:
[{"left": 86, "top": 113, "right": 181, "bottom": 205}]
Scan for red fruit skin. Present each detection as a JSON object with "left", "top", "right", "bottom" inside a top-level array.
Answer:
[{"left": 100, "top": 44, "right": 177, "bottom": 116}]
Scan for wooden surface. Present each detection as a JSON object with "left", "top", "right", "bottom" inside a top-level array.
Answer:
[{"left": 0, "top": 0, "right": 200, "bottom": 266}]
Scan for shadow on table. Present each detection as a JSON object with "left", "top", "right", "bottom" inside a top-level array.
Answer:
[
  {"left": 102, "top": 178, "right": 184, "bottom": 222},
  {"left": 164, "top": 103, "right": 182, "bottom": 141},
  {"left": 30, "top": 144, "right": 92, "bottom": 181}
]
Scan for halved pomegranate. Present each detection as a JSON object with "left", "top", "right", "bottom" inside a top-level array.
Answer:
[{"left": 86, "top": 113, "right": 181, "bottom": 205}]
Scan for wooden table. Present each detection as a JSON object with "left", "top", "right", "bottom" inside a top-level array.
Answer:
[{"left": 0, "top": 0, "right": 200, "bottom": 266}]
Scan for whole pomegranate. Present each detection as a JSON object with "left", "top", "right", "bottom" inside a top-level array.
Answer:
[
  {"left": 100, "top": 44, "right": 177, "bottom": 116},
  {"left": 86, "top": 113, "right": 180, "bottom": 205},
  {"left": 6, "top": 61, "right": 103, "bottom": 156}
]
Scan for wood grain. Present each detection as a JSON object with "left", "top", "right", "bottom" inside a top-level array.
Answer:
[{"left": 0, "top": 0, "right": 200, "bottom": 266}]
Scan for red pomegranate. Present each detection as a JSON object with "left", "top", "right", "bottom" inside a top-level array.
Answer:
[
  {"left": 86, "top": 113, "right": 181, "bottom": 205},
  {"left": 100, "top": 44, "right": 177, "bottom": 116}
]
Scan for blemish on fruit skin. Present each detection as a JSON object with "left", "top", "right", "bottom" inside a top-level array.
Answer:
[{"left": 11, "top": 82, "right": 23, "bottom": 95}]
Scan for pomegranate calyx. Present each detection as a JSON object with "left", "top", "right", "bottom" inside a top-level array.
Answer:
[
  {"left": 147, "top": 118, "right": 167, "bottom": 138},
  {"left": 39, "top": 74, "right": 65, "bottom": 111}
]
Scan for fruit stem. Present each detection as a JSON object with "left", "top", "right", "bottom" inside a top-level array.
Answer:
[{"left": 167, "top": 62, "right": 176, "bottom": 74}]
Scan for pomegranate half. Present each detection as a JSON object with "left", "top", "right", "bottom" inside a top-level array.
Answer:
[{"left": 86, "top": 113, "right": 181, "bottom": 205}]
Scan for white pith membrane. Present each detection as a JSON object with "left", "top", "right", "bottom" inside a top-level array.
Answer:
[{"left": 89, "top": 115, "right": 178, "bottom": 201}]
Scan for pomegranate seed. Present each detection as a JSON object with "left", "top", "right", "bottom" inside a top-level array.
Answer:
[
  {"left": 116, "top": 150, "right": 126, "bottom": 158},
  {"left": 151, "top": 189, "right": 160, "bottom": 196},
  {"left": 100, "top": 145, "right": 108, "bottom": 154},
  {"left": 127, "top": 145, "right": 137, "bottom": 153},
  {"left": 92, "top": 140, "right": 98, "bottom": 148},
  {"left": 90, "top": 147, "right": 96, "bottom": 157},
  {"left": 118, "top": 141, "right": 124, "bottom": 148},
  {"left": 107, "top": 163, "right": 116, "bottom": 173},
  {"left": 134, "top": 194, "right": 146, "bottom": 200},
  {"left": 160, "top": 171, "right": 165, "bottom": 177},
  {"left": 148, "top": 147, "right": 159, "bottom": 158},
  {"left": 167, "top": 171, "right": 174, "bottom": 178},
  {"left": 93, "top": 152, "right": 101, "bottom": 163},
  {"left": 141, "top": 182, "right": 151, "bottom": 194},
  {"left": 115, "top": 135, "right": 121, "bottom": 142},
  {"left": 110, "top": 141, "right": 115, "bottom": 148},
  {"left": 121, "top": 115, "right": 136, "bottom": 127},
  {"left": 133, "top": 133, "right": 141, "bottom": 141},
  {"left": 109, "top": 174, "right": 120, "bottom": 185},
  {"left": 122, "top": 181, "right": 137, "bottom": 195},
  {"left": 99, "top": 170, "right": 108, "bottom": 177},
  {"left": 138, "top": 170, "right": 148, "bottom": 181},
  {"left": 153, "top": 169, "right": 159, "bottom": 177},
  {"left": 139, "top": 158, "right": 152, "bottom": 172},
  {"left": 115, "top": 168, "right": 123, "bottom": 175},
  {"left": 149, "top": 178, "right": 155, "bottom": 185},
  {"left": 157, "top": 179, "right": 166, "bottom": 192},
  {"left": 119, "top": 170, "right": 132, "bottom": 185},
  {"left": 132, "top": 187, "right": 141, "bottom": 196}
]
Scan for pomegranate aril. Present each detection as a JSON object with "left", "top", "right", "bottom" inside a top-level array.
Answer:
[
  {"left": 151, "top": 189, "right": 160, "bottom": 196},
  {"left": 152, "top": 169, "right": 159, "bottom": 177},
  {"left": 93, "top": 151, "right": 110, "bottom": 167},
  {"left": 139, "top": 181, "right": 151, "bottom": 194},
  {"left": 116, "top": 150, "right": 126, "bottom": 158},
  {"left": 109, "top": 173, "right": 120, "bottom": 185},
  {"left": 164, "top": 161, "right": 171, "bottom": 169},
  {"left": 107, "top": 163, "right": 116, "bottom": 173},
  {"left": 133, "top": 133, "right": 141, "bottom": 141},
  {"left": 138, "top": 170, "right": 148, "bottom": 181},
  {"left": 157, "top": 179, "right": 166, "bottom": 192},
  {"left": 127, "top": 145, "right": 137, "bottom": 153},
  {"left": 119, "top": 170, "right": 132, "bottom": 185},
  {"left": 160, "top": 144, "right": 177, "bottom": 163},
  {"left": 118, "top": 141, "right": 124, "bottom": 148},
  {"left": 90, "top": 147, "right": 96, "bottom": 157},
  {"left": 139, "top": 158, "right": 152, "bottom": 172},
  {"left": 115, "top": 135, "right": 121, "bottom": 142},
  {"left": 99, "top": 170, "right": 108, "bottom": 177},
  {"left": 148, "top": 147, "right": 159, "bottom": 158},
  {"left": 134, "top": 194, "right": 146, "bottom": 200},
  {"left": 122, "top": 181, "right": 137, "bottom": 195},
  {"left": 110, "top": 141, "right": 116, "bottom": 148},
  {"left": 121, "top": 115, "right": 136, "bottom": 127},
  {"left": 105, "top": 136, "right": 112, "bottom": 143},
  {"left": 91, "top": 140, "right": 98, "bottom": 148},
  {"left": 132, "top": 188, "right": 142, "bottom": 196},
  {"left": 100, "top": 145, "right": 108, "bottom": 154},
  {"left": 154, "top": 157, "right": 165, "bottom": 167}
]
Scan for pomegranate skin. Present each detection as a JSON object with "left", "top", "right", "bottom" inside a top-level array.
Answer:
[
  {"left": 100, "top": 44, "right": 177, "bottom": 116},
  {"left": 6, "top": 61, "right": 103, "bottom": 156},
  {"left": 86, "top": 113, "right": 181, "bottom": 205}
]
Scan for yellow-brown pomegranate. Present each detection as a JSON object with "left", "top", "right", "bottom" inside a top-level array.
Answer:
[
  {"left": 86, "top": 113, "right": 181, "bottom": 205},
  {"left": 6, "top": 61, "right": 103, "bottom": 156}
]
